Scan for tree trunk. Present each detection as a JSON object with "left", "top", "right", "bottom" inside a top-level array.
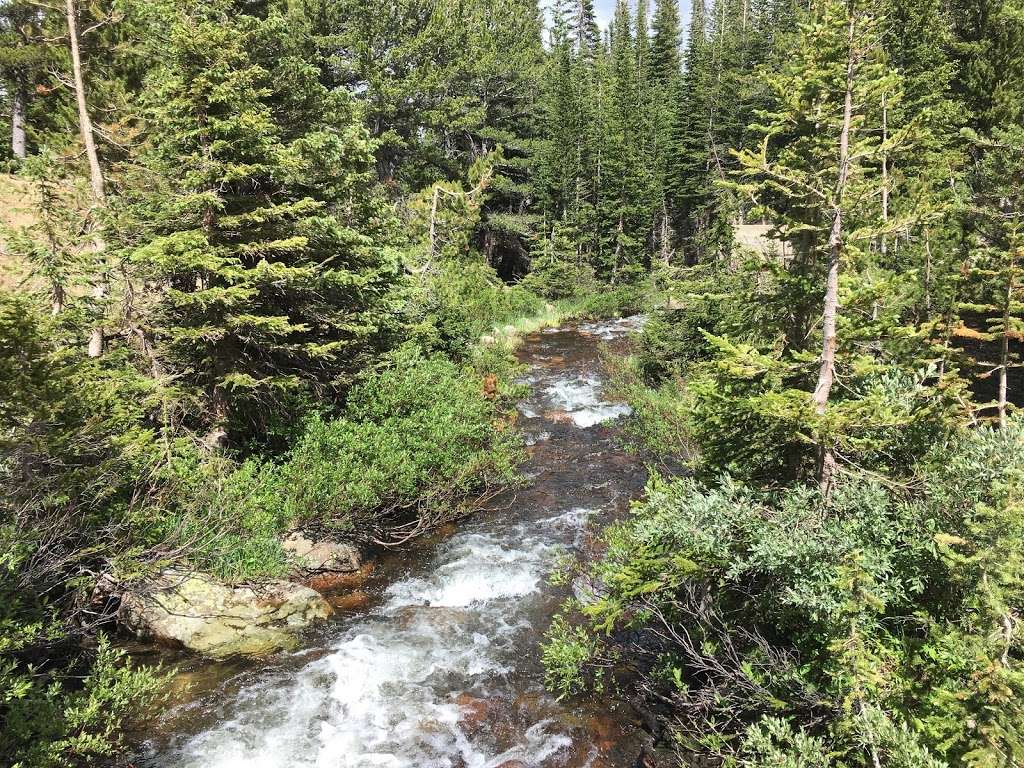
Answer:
[
  {"left": 998, "top": 267, "right": 1013, "bottom": 430},
  {"left": 813, "top": 10, "right": 856, "bottom": 494},
  {"left": 428, "top": 184, "right": 440, "bottom": 264},
  {"left": 611, "top": 214, "right": 624, "bottom": 285},
  {"left": 66, "top": 0, "right": 108, "bottom": 358},
  {"left": 879, "top": 92, "right": 888, "bottom": 259},
  {"left": 67, "top": 0, "right": 104, "bottom": 204},
  {"left": 11, "top": 87, "right": 27, "bottom": 160},
  {"left": 660, "top": 202, "right": 671, "bottom": 266}
]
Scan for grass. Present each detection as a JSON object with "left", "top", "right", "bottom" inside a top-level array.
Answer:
[
  {"left": 479, "top": 300, "right": 572, "bottom": 350},
  {"left": 0, "top": 174, "right": 39, "bottom": 290}
]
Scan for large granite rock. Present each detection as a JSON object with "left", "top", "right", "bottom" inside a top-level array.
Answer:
[
  {"left": 119, "top": 570, "right": 332, "bottom": 659},
  {"left": 282, "top": 532, "right": 362, "bottom": 574}
]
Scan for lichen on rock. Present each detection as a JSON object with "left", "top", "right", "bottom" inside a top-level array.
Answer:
[{"left": 119, "top": 569, "right": 332, "bottom": 659}]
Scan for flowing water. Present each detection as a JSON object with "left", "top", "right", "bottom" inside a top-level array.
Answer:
[{"left": 133, "top": 318, "right": 651, "bottom": 768}]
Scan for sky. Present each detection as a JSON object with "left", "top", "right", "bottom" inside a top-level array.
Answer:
[
  {"left": 551, "top": 1, "right": 693, "bottom": 40},
  {"left": 593, "top": 0, "right": 616, "bottom": 28}
]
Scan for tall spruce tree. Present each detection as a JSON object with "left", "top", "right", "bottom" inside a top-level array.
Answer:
[
  {"left": 649, "top": 0, "right": 684, "bottom": 264},
  {"left": 0, "top": 2, "right": 49, "bottom": 161},
  {"left": 732, "top": 0, "right": 908, "bottom": 489},
  {"left": 125, "top": 0, "right": 395, "bottom": 445}
]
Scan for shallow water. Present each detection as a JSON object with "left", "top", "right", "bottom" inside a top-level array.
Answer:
[{"left": 132, "top": 319, "right": 649, "bottom": 768}]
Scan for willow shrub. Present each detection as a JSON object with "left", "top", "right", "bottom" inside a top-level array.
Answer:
[
  {"left": 0, "top": 629, "right": 167, "bottom": 768},
  {"left": 409, "top": 261, "right": 544, "bottom": 358},
  {"left": 276, "top": 344, "right": 523, "bottom": 537}
]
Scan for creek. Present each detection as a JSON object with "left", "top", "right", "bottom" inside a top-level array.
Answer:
[{"left": 133, "top": 317, "right": 651, "bottom": 768}]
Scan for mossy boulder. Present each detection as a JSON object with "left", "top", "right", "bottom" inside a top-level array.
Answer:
[
  {"left": 282, "top": 532, "right": 362, "bottom": 574},
  {"left": 119, "top": 570, "right": 332, "bottom": 659}
]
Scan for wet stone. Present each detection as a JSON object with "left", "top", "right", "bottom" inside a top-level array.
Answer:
[
  {"left": 327, "top": 590, "right": 371, "bottom": 612},
  {"left": 304, "top": 561, "right": 375, "bottom": 594}
]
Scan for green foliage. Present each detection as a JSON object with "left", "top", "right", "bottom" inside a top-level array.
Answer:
[
  {"left": 573, "top": 284, "right": 650, "bottom": 320},
  {"left": 132, "top": 452, "right": 291, "bottom": 582},
  {"left": 408, "top": 260, "right": 545, "bottom": 358},
  {"left": 686, "top": 335, "right": 814, "bottom": 483},
  {"left": 541, "top": 615, "right": 600, "bottom": 701},
  {"left": 955, "top": 125, "right": 1024, "bottom": 427},
  {"left": 0, "top": 633, "right": 167, "bottom": 768},
  {"left": 520, "top": 224, "right": 599, "bottom": 300},
  {"left": 637, "top": 264, "right": 748, "bottom": 381},
  {"left": 606, "top": 352, "right": 693, "bottom": 458},
  {"left": 123, "top": 0, "right": 398, "bottom": 445},
  {"left": 278, "top": 346, "right": 523, "bottom": 536},
  {"left": 545, "top": 419, "right": 1024, "bottom": 766}
]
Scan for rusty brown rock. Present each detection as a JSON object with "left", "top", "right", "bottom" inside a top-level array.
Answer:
[
  {"left": 305, "top": 562, "right": 375, "bottom": 594},
  {"left": 455, "top": 693, "right": 490, "bottom": 734},
  {"left": 543, "top": 409, "right": 573, "bottom": 424},
  {"left": 328, "top": 590, "right": 372, "bottom": 612}
]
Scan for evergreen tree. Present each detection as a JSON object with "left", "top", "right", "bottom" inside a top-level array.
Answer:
[
  {"left": 0, "top": 2, "right": 49, "bottom": 161},
  {"left": 649, "top": 0, "right": 684, "bottom": 263},
  {"left": 667, "top": 0, "right": 714, "bottom": 262},
  {"left": 124, "top": 0, "right": 396, "bottom": 444},
  {"left": 732, "top": 0, "right": 909, "bottom": 489},
  {"left": 958, "top": 127, "right": 1024, "bottom": 428},
  {"left": 650, "top": 0, "right": 683, "bottom": 84}
]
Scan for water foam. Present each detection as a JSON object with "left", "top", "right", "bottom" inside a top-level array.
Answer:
[
  {"left": 158, "top": 508, "right": 595, "bottom": 768},
  {"left": 543, "top": 374, "right": 632, "bottom": 427}
]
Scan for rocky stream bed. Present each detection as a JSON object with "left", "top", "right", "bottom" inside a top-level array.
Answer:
[{"left": 129, "top": 317, "right": 659, "bottom": 768}]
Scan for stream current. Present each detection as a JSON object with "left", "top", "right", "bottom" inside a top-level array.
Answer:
[{"left": 136, "top": 317, "right": 649, "bottom": 768}]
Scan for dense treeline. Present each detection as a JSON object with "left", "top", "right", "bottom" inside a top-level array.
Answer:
[
  {"left": 1, "top": 0, "right": 1022, "bottom": 765},
  {"left": 543, "top": 1, "right": 1024, "bottom": 767}
]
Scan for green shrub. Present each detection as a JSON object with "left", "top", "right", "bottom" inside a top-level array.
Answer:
[
  {"left": 543, "top": 418, "right": 1024, "bottom": 766},
  {"left": 409, "top": 261, "right": 544, "bottom": 357},
  {"left": 605, "top": 352, "right": 693, "bottom": 459},
  {"left": 687, "top": 335, "right": 815, "bottom": 483},
  {"left": 573, "top": 283, "right": 648, "bottom": 320},
  {"left": 637, "top": 263, "right": 755, "bottom": 382},
  {"left": 519, "top": 255, "right": 598, "bottom": 300},
  {"left": 128, "top": 451, "right": 290, "bottom": 582},
  {"left": 1, "top": 538, "right": 168, "bottom": 768},
  {"left": 278, "top": 345, "right": 523, "bottom": 537},
  {"left": 637, "top": 301, "right": 723, "bottom": 383}
]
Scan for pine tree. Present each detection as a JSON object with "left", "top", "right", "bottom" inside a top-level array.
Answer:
[
  {"left": 650, "top": 0, "right": 683, "bottom": 84},
  {"left": 649, "top": 0, "right": 684, "bottom": 264},
  {"left": 666, "top": 0, "right": 713, "bottom": 262},
  {"left": 958, "top": 127, "right": 1024, "bottom": 428},
  {"left": 949, "top": 0, "right": 1024, "bottom": 136},
  {"left": 0, "top": 2, "right": 49, "bottom": 161},
  {"left": 125, "top": 0, "right": 395, "bottom": 445},
  {"left": 571, "top": 0, "right": 600, "bottom": 56},
  {"left": 731, "top": 0, "right": 906, "bottom": 490},
  {"left": 599, "top": 0, "right": 652, "bottom": 281}
]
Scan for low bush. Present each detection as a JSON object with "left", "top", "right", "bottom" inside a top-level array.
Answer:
[
  {"left": 409, "top": 261, "right": 544, "bottom": 357},
  {"left": 605, "top": 352, "right": 693, "bottom": 459},
  {"left": 519, "top": 255, "right": 599, "bottom": 301},
  {"left": 573, "top": 283, "right": 649, "bottom": 320},
  {"left": 277, "top": 345, "right": 523, "bottom": 540},
  {"left": 0, "top": 630, "right": 167, "bottom": 768},
  {"left": 544, "top": 418, "right": 1024, "bottom": 767}
]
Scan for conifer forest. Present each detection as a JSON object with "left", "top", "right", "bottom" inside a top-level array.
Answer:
[{"left": 1, "top": 0, "right": 1023, "bottom": 766}]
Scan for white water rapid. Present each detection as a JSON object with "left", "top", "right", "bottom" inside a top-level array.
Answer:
[{"left": 142, "top": 319, "right": 645, "bottom": 768}]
